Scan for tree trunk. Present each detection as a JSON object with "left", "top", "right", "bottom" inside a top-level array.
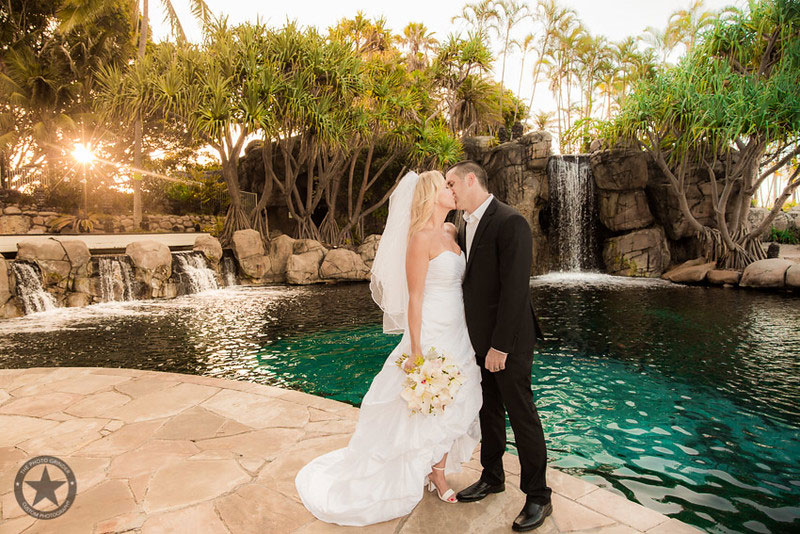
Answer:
[
  {"left": 217, "top": 143, "right": 251, "bottom": 248},
  {"left": 132, "top": 0, "right": 148, "bottom": 230},
  {"left": 0, "top": 152, "right": 7, "bottom": 189}
]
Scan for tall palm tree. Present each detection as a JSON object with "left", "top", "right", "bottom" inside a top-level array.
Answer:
[
  {"left": 639, "top": 25, "right": 677, "bottom": 64},
  {"left": 399, "top": 22, "right": 439, "bottom": 71},
  {"left": 528, "top": 0, "right": 575, "bottom": 112},
  {"left": 451, "top": 0, "right": 499, "bottom": 40},
  {"left": 513, "top": 33, "right": 535, "bottom": 125},
  {"left": 489, "top": 0, "right": 531, "bottom": 119},
  {"left": 666, "top": 0, "right": 717, "bottom": 53},
  {"left": 60, "top": 0, "right": 211, "bottom": 229}
]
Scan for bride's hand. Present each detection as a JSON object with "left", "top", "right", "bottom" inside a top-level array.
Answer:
[{"left": 403, "top": 349, "right": 422, "bottom": 372}]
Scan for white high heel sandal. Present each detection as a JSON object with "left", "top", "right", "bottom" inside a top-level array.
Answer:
[{"left": 426, "top": 466, "right": 457, "bottom": 503}]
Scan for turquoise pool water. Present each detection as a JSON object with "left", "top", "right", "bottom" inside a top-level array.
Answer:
[{"left": 1, "top": 275, "right": 798, "bottom": 532}]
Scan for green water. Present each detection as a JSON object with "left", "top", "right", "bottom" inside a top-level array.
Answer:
[{"left": 254, "top": 278, "right": 800, "bottom": 534}]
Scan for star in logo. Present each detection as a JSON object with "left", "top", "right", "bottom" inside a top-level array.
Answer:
[{"left": 25, "top": 466, "right": 66, "bottom": 507}]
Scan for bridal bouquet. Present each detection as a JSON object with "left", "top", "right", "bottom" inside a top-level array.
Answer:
[{"left": 395, "top": 347, "right": 465, "bottom": 415}]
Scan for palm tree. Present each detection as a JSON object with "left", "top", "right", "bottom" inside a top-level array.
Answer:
[
  {"left": 431, "top": 31, "right": 494, "bottom": 136},
  {"left": 639, "top": 25, "right": 677, "bottom": 65},
  {"left": 528, "top": 0, "right": 575, "bottom": 112},
  {"left": 399, "top": 22, "right": 439, "bottom": 71},
  {"left": 60, "top": 0, "right": 211, "bottom": 230},
  {"left": 666, "top": 0, "right": 717, "bottom": 53},
  {"left": 531, "top": 110, "right": 554, "bottom": 131},
  {"left": 451, "top": 0, "right": 499, "bottom": 40},
  {"left": 513, "top": 33, "right": 535, "bottom": 126},
  {"left": 489, "top": 0, "right": 531, "bottom": 119}
]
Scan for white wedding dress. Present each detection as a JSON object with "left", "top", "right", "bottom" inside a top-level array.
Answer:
[{"left": 295, "top": 249, "right": 483, "bottom": 526}]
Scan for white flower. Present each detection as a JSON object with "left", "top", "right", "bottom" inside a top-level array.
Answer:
[{"left": 397, "top": 347, "right": 463, "bottom": 415}]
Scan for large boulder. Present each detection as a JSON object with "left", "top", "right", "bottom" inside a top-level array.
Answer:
[
  {"left": 193, "top": 235, "right": 223, "bottom": 266},
  {"left": 597, "top": 189, "right": 654, "bottom": 232},
  {"left": 66, "top": 292, "right": 91, "bottom": 308},
  {"left": 662, "top": 258, "right": 717, "bottom": 283},
  {"left": 125, "top": 240, "right": 172, "bottom": 297},
  {"left": 265, "top": 234, "right": 296, "bottom": 282},
  {"left": 286, "top": 251, "right": 323, "bottom": 285},
  {"left": 231, "top": 229, "right": 270, "bottom": 281},
  {"left": 0, "top": 256, "right": 11, "bottom": 309},
  {"left": 320, "top": 248, "right": 370, "bottom": 281},
  {"left": 786, "top": 264, "right": 800, "bottom": 289},
  {"left": 602, "top": 226, "right": 671, "bottom": 277},
  {"left": 590, "top": 149, "right": 648, "bottom": 190},
  {"left": 0, "top": 215, "right": 31, "bottom": 234},
  {"left": 746, "top": 207, "right": 773, "bottom": 241},
  {"left": 15, "top": 238, "right": 90, "bottom": 288},
  {"left": 740, "top": 258, "right": 794, "bottom": 288},
  {"left": 707, "top": 269, "right": 742, "bottom": 285},
  {"left": 769, "top": 211, "right": 794, "bottom": 232},
  {"left": 357, "top": 234, "right": 381, "bottom": 269},
  {"left": 293, "top": 239, "right": 328, "bottom": 256},
  {"left": 62, "top": 240, "right": 91, "bottom": 278},
  {"left": 231, "top": 229, "right": 266, "bottom": 258},
  {"left": 519, "top": 131, "right": 552, "bottom": 171}
]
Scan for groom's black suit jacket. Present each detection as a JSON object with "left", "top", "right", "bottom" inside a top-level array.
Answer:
[{"left": 458, "top": 197, "right": 544, "bottom": 361}]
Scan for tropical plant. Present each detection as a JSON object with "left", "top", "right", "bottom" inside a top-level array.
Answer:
[
  {"left": 431, "top": 31, "right": 494, "bottom": 136},
  {"left": 48, "top": 212, "right": 100, "bottom": 233},
  {"left": 488, "top": 0, "right": 531, "bottom": 119},
  {"left": 611, "top": 0, "right": 800, "bottom": 269},
  {"left": 399, "top": 22, "right": 439, "bottom": 71},
  {"left": 451, "top": 0, "right": 499, "bottom": 40}
]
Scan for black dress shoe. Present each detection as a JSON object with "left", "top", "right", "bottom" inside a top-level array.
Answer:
[
  {"left": 455, "top": 479, "right": 505, "bottom": 502},
  {"left": 512, "top": 501, "right": 552, "bottom": 531}
]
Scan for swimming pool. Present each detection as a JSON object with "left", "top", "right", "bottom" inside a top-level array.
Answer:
[{"left": 1, "top": 276, "right": 798, "bottom": 533}]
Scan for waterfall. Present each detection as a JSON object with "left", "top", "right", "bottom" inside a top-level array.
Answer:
[
  {"left": 174, "top": 252, "right": 219, "bottom": 293},
  {"left": 222, "top": 256, "right": 237, "bottom": 287},
  {"left": 547, "top": 155, "right": 599, "bottom": 271},
  {"left": 98, "top": 257, "right": 135, "bottom": 302},
  {"left": 11, "top": 262, "right": 57, "bottom": 314}
]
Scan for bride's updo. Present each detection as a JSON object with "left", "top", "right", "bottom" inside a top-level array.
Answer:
[{"left": 408, "top": 170, "right": 445, "bottom": 236}]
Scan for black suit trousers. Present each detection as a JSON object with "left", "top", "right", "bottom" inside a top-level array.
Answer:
[{"left": 477, "top": 348, "right": 552, "bottom": 504}]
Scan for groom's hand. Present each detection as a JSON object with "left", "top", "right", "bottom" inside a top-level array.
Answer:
[{"left": 485, "top": 348, "right": 507, "bottom": 372}]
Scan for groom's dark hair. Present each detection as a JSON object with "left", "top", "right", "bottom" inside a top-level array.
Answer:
[{"left": 448, "top": 160, "right": 488, "bottom": 190}]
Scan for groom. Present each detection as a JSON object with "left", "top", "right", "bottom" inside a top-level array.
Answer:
[{"left": 445, "top": 160, "right": 552, "bottom": 531}]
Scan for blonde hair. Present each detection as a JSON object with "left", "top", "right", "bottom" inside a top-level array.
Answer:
[{"left": 408, "top": 170, "right": 445, "bottom": 236}]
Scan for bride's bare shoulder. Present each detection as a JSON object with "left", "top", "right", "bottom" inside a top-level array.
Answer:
[{"left": 408, "top": 228, "right": 434, "bottom": 249}]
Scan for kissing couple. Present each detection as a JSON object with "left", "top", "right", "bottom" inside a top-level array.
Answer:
[{"left": 295, "top": 160, "right": 552, "bottom": 531}]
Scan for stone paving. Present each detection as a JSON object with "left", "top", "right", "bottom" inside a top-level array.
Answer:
[{"left": 0, "top": 367, "right": 702, "bottom": 534}]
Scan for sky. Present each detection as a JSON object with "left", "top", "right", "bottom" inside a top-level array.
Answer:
[{"left": 150, "top": 0, "right": 741, "bottom": 117}]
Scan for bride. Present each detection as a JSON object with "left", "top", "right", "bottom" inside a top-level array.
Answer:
[{"left": 295, "top": 170, "right": 483, "bottom": 526}]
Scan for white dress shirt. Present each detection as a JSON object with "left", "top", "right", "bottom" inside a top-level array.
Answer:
[
  {"left": 463, "top": 193, "right": 494, "bottom": 260},
  {"left": 462, "top": 194, "right": 507, "bottom": 358}
]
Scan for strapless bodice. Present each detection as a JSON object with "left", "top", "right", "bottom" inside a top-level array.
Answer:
[{"left": 424, "top": 250, "right": 465, "bottom": 292}]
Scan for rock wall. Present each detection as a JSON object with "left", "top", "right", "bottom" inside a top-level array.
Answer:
[
  {"left": 590, "top": 148, "right": 800, "bottom": 278},
  {"left": 470, "top": 131, "right": 552, "bottom": 275},
  {"left": 590, "top": 149, "right": 670, "bottom": 277},
  {"left": 0, "top": 204, "right": 217, "bottom": 235}
]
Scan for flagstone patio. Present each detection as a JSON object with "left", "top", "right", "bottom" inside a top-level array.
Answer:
[{"left": 0, "top": 367, "right": 702, "bottom": 533}]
